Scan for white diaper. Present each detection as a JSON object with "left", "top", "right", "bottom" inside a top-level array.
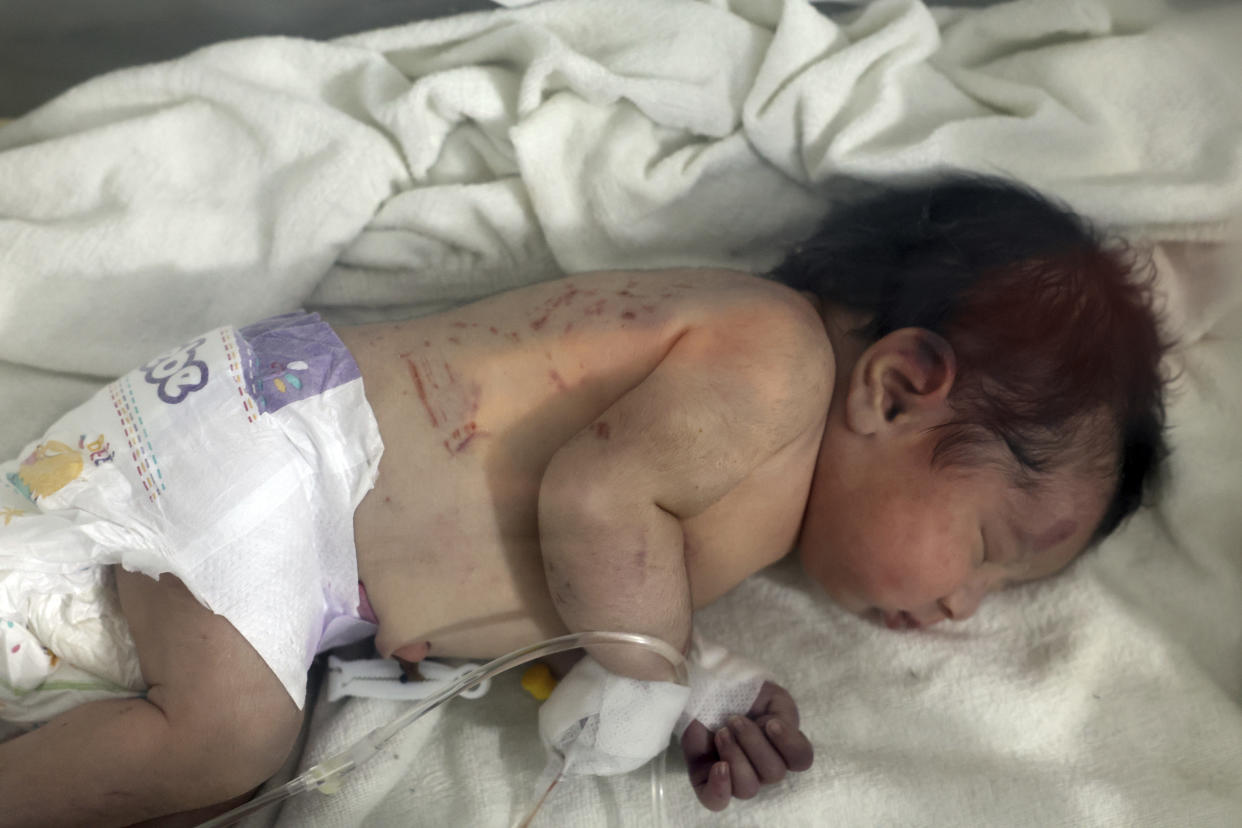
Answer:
[{"left": 0, "top": 313, "right": 383, "bottom": 724}]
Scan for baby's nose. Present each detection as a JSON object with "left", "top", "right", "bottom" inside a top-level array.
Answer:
[{"left": 938, "top": 586, "right": 984, "bottom": 621}]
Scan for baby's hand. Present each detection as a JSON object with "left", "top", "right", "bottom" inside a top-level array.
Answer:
[{"left": 679, "top": 681, "right": 814, "bottom": 811}]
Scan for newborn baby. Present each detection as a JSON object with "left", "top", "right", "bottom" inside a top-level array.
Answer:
[{"left": 0, "top": 173, "right": 1167, "bottom": 825}]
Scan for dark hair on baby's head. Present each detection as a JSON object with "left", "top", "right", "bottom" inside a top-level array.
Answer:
[{"left": 770, "top": 172, "right": 1170, "bottom": 541}]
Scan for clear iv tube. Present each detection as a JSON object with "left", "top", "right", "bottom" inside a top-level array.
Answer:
[{"left": 197, "top": 631, "right": 689, "bottom": 828}]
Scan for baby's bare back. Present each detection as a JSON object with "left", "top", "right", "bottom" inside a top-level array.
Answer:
[{"left": 338, "top": 269, "right": 828, "bottom": 662}]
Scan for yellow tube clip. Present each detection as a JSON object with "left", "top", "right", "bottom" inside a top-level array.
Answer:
[{"left": 520, "top": 663, "right": 558, "bottom": 701}]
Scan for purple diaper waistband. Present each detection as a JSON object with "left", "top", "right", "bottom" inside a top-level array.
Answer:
[{"left": 237, "top": 312, "right": 361, "bottom": 416}]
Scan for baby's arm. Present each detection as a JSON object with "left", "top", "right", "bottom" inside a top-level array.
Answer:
[{"left": 537, "top": 303, "right": 823, "bottom": 679}]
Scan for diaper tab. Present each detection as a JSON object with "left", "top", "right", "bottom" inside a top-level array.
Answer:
[{"left": 238, "top": 312, "right": 363, "bottom": 415}]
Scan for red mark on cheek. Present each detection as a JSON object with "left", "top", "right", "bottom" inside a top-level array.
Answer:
[
  {"left": 1033, "top": 518, "right": 1077, "bottom": 552},
  {"left": 452, "top": 321, "right": 468, "bottom": 329},
  {"left": 549, "top": 370, "right": 568, "bottom": 391},
  {"left": 489, "top": 326, "right": 499, "bottom": 335},
  {"left": 530, "top": 313, "right": 550, "bottom": 331},
  {"left": 404, "top": 358, "right": 439, "bottom": 428},
  {"left": 593, "top": 421, "right": 610, "bottom": 439}
]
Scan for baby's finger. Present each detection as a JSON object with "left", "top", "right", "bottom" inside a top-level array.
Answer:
[
  {"left": 726, "top": 715, "right": 786, "bottom": 784},
  {"left": 715, "top": 724, "right": 761, "bottom": 799},
  {"left": 698, "top": 762, "right": 733, "bottom": 812},
  {"left": 757, "top": 716, "right": 815, "bottom": 773},
  {"left": 751, "top": 682, "right": 802, "bottom": 729},
  {"left": 681, "top": 721, "right": 730, "bottom": 811}
]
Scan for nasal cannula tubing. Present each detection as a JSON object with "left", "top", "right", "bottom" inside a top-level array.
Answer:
[{"left": 197, "top": 631, "right": 690, "bottom": 828}]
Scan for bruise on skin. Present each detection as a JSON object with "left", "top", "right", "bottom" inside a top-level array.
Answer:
[
  {"left": 1033, "top": 518, "right": 1077, "bottom": 552},
  {"left": 544, "top": 282, "right": 599, "bottom": 310},
  {"left": 548, "top": 369, "right": 568, "bottom": 391},
  {"left": 442, "top": 420, "right": 489, "bottom": 456},
  {"left": 545, "top": 561, "right": 574, "bottom": 608},
  {"left": 528, "top": 283, "right": 604, "bottom": 331},
  {"left": 403, "top": 357, "right": 439, "bottom": 428},
  {"left": 633, "top": 543, "right": 648, "bottom": 575},
  {"left": 402, "top": 350, "right": 484, "bottom": 449},
  {"left": 620, "top": 310, "right": 636, "bottom": 320},
  {"left": 584, "top": 299, "right": 607, "bottom": 316},
  {"left": 549, "top": 582, "right": 574, "bottom": 609}
]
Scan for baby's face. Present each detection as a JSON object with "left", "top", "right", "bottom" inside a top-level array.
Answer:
[{"left": 797, "top": 422, "right": 1111, "bottom": 630}]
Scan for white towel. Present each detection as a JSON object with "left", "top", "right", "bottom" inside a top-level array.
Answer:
[{"left": 2, "top": 1, "right": 1241, "bottom": 825}]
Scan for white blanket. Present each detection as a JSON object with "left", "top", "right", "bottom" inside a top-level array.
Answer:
[{"left": 1, "top": 0, "right": 1240, "bottom": 825}]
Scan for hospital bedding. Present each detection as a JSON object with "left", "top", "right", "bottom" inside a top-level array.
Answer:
[{"left": 1, "top": 0, "right": 1240, "bottom": 825}]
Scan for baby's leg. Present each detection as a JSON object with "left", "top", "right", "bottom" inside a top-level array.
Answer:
[{"left": 0, "top": 568, "right": 302, "bottom": 827}]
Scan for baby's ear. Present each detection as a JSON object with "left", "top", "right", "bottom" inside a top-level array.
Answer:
[{"left": 844, "top": 327, "right": 956, "bottom": 435}]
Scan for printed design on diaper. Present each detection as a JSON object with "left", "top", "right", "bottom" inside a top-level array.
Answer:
[
  {"left": 237, "top": 313, "right": 362, "bottom": 416},
  {"left": 111, "top": 379, "right": 166, "bottom": 502},
  {"left": 3, "top": 431, "right": 113, "bottom": 504},
  {"left": 250, "top": 356, "right": 310, "bottom": 413},
  {"left": 1, "top": 507, "right": 28, "bottom": 525},
  {"left": 220, "top": 329, "right": 260, "bottom": 424},
  {"left": 142, "top": 337, "right": 209, "bottom": 405}
]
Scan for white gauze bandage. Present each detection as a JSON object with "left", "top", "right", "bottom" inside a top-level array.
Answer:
[
  {"left": 537, "top": 631, "right": 772, "bottom": 778},
  {"left": 673, "top": 629, "right": 773, "bottom": 738},
  {"left": 537, "top": 655, "right": 690, "bottom": 777}
]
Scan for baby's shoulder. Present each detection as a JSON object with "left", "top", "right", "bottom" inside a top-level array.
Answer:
[
  {"left": 696, "top": 270, "right": 834, "bottom": 384},
  {"left": 664, "top": 270, "right": 835, "bottom": 432}
]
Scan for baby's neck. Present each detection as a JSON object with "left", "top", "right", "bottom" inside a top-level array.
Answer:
[{"left": 818, "top": 302, "right": 870, "bottom": 398}]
